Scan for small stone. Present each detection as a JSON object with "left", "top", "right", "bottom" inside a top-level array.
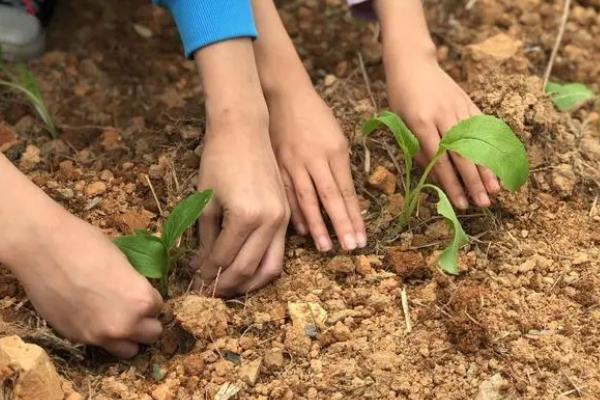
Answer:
[
  {"left": 264, "top": 349, "right": 285, "bottom": 369},
  {"left": 117, "top": 211, "right": 152, "bottom": 233},
  {"left": 0, "top": 123, "right": 19, "bottom": 152},
  {"left": 100, "top": 169, "right": 114, "bottom": 181},
  {"left": 239, "top": 358, "right": 262, "bottom": 386},
  {"left": 0, "top": 336, "right": 64, "bottom": 400},
  {"left": 65, "top": 394, "right": 84, "bottom": 400},
  {"left": 581, "top": 136, "right": 600, "bottom": 161},
  {"left": 287, "top": 302, "right": 328, "bottom": 334},
  {"left": 551, "top": 164, "right": 576, "bottom": 195},
  {"left": 324, "top": 74, "right": 337, "bottom": 87},
  {"left": 327, "top": 256, "right": 354, "bottom": 275},
  {"left": 182, "top": 353, "right": 205, "bottom": 376},
  {"left": 214, "top": 382, "right": 240, "bottom": 400},
  {"left": 354, "top": 255, "right": 376, "bottom": 276},
  {"left": 173, "top": 295, "right": 231, "bottom": 339},
  {"left": 475, "top": 373, "right": 508, "bottom": 400},
  {"left": 332, "top": 321, "right": 352, "bottom": 342},
  {"left": 19, "top": 145, "right": 41, "bottom": 170},
  {"left": 151, "top": 378, "right": 179, "bottom": 400},
  {"left": 101, "top": 128, "right": 123, "bottom": 151},
  {"left": 148, "top": 164, "right": 163, "bottom": 179},
  {"left": 386, "top": 247, "right": 430, "bottom": 280},
  {"left": 133, "top": 23, "right": 153, "bottom": 39},
  {"left": 572, "top": 252, "right": 589, "bottom": 265},
  {"left": 368, "top": 165, "right": 396, "bottom": 194},
  {"left": 386, "top": 193, "right": 405, "bottom": 216},
  {"left": 86, "top": 181, "right": 107, "bottom": 196}
]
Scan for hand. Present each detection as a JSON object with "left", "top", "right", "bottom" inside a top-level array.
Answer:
[
  {"left": 195, "top": 112, "right": 290, "bottom": 297},
  {"left": 387, "top": 59, "right": 501, "bottom": 209},
  {"left": 267, "top": 87, "right": 366, "bottom": 251},
  {"left": 0, "top": 167, "right": 163, "bottom": 360}
]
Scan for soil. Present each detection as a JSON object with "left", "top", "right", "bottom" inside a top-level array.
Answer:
[{"left": 0, "top": 0, "right": 599, "bottom": 399}]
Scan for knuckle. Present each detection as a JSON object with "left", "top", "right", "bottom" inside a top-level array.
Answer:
[
  {"left": 100, "top": 322, "right": 130, "bottom": 340},
  {"left": 319, "top": 185, "right": 338, "bottom": 201},
  {"left": 234, "top": 207, "right": 262, "bottom": 226},
  {"left": 264, "top": 265, "right": 283, "bottom": 281},
  {"left": 340, "top": 187, "right": 357, "bottom": 200},
  {"left": 296, "top": 187, "right": 315, "bottom": 203}
]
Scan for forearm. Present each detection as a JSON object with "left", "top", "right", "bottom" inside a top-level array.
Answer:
[
  {"left": 372, "top": 0, "right": 437, "bottom": 63},
  {"left": 251, "top": 0, "right": 313, "bottom": 100},
  {"left": 194, "top": 38, "right": 269, "bottom": 131}
]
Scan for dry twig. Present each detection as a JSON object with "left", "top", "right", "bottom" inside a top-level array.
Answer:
[{"left": 542, "top": 0, "right": 572, "bottom": 89}]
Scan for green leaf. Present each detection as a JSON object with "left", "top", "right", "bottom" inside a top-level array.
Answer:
[
  {"left": 424, "top": 184, "right": 468, "bottom": 275},
  {"left": 545, "top": 81, "right": 596, "bottom": 112},
  {"left": 362, "top": 111, "right": 420, "bottom": 159},
  {"left": 114, "top": 233, "right": 168, "bottom": 279},
  {"left": 161, "top": 190, "right": 214, "bottom": 249},
  {"left": 439, "top": 115, "right": 529, "bottom": 191}
]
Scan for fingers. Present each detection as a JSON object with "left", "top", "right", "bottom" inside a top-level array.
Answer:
[
  {"left": 130, "top": 318, "right": 163, "bottom": 345},
  {"left": 211, "top": 223, "right": 280, "bottom": 297},
  {"left": 329, "top": 153, "right": 367, "bottom": 247},
  {"left": 236, "top": 223, "right": 286, "bottom": 295},
  {"left": 281, "top": 169, "right": 308, "bottom": 235},
  {"left": 308, "top": 162, "right": 358, "bottom": 251},
  {"left": 102, "top": 340, "right": 139, "bottom": 359},
  {"left": 199, "top": 208, "right": 257, "bottom": 282},
  {"left": 198, "top": 204, "right": 220, "bottom": 262},
  {"left": 289, "top": 168, "right": 332, "bottom": 252},
  {"left": 147, "top": 287, "right": 164, "bottom": 317},
  {"left": 416, "top": 122, "right": 469, "bottom": 210}
]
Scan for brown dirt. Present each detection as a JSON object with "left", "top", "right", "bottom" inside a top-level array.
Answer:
[{"left": 0, "top": 0, "right": 599, "bottom": 399}]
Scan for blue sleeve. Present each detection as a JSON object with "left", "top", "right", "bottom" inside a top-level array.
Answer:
[{"left": 153, "top": 0, "right": 258, "bottom": 59}]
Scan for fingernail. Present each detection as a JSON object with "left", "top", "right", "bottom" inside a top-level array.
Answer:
[
  {"left": 356, "top": 232, "right": 367, "bottom": 248},
  {"left": 457, "top": 196, "right": 469, "bottom": 210},
  {"left": 318, "top": 236, "right": 332, "bottom": 252},
  {"left": 478, "top": 193, "right": 490, "bottom": 207},
  {"left": 343, "top": 234, "right": 357, "bottom": 251},
  {"left": 490, "top": 179, "right": 501, "bottom": 193},
  {"left": 296, "top": 223, "right": 307, "bottom": 235}
]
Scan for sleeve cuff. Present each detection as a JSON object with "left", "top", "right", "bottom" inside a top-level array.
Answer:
[
  {"left": 154, "top": 0, "right": 258, "bottom": 58},
  {"left": 347, "top": 0, "right": 376, "bottom": 20}
]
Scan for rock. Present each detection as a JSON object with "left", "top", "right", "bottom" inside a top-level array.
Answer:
[
  {"left": 133, "top": 23, "right": 153, "bottom": 39},
  {"left": 0, "top": 123, "right": 19, "bottom": 152},
  {"left": 287, "top": 302, "right": 328, "bottom": 336},
  {"left": 324, "top": 74, "right": 337, "bottom": 87},
  {"left": 464, "top": 33, "right": 528, "bottom": 80},
  {"left": 551, "top": 163, "right": 576, "bottom": 195},
  {"left": 368, "top": 165, "right": 397, "bottom": 194},
  {"left": 475, "top": 373, "right": 508, "bottom": 400},
  {"left": 264, "top": 349, "right": 285, "bottom": 369},
  {"left": 386, "top": 247, "right": 430, "bottom": 280},
  {"left": 182, "top": 353, "right": 205, "bottom": 376},
  {"left": 86, "top": 181, "right": 107, "bottom": 196},
  {"left": 354, "top": 255, "right": 378, "bottom": 276},
  {"left": 151, "top": 378, "right": 179, "bottom": 400},
  {"left": 66, "top": 393, "right": 84, "bottom": 400},
  {"left": 116, "top": 211, "right": 152, "bottom": 234},
  {"left": 386, "top": 193, "right": 405, "bottom": 216},
  {"left": 332, "top": 321, "right": 352, "bottom": 342},
  {"left": 239, "top": 358, "right": 262, "bottom": 386},
  {"left": 424, "top": 219, "right": 451, "bottom": 239},
  {"left": 173, "top": 295, "right": 231, "bottom": 340},
  {"left": 0, "top": 335, "right": 63, "bottom": 400},
  {"left": 327, "top": 256, "right": 354, "bottom": 275},
  {"left": 101, "top": 128, "right": 123, "bottom": 151},
  {"left": 19, "top": 145, "right": 41, "bottom": 170},
  {"left": 214, "top": 382, "right": 240, "bottom": 400},
  {"left": 581, "top": 136, "right": 600, "bottom": 161}
]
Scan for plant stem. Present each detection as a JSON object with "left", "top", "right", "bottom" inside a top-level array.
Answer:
[
  {"left": 399, "top": 150, "right": 445, "bottom": 229},
  {"left": 159, "top": 276, "right": 169, "bottom": 297}
]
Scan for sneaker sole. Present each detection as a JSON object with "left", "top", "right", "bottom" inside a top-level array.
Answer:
[{"left": 0, "top": 31, "right": 45, "bottom": 62}]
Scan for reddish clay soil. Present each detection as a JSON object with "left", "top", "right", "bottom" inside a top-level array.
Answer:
[{"left": 0, "top": 0, "right": 599, "bottom": 399}]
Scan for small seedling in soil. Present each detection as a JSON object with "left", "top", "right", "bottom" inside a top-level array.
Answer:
[
  {"left": 545, "top": 81, "right": 597, "bottom": 112},
  {"left": 114, "top": 190, "right": 213, "bottom": 296},
  {"left": 0, "top": 59, "right": 57, "bottom": 137},
  {"left": 363, "top": 112, "right": 529, "bottom": 274}
]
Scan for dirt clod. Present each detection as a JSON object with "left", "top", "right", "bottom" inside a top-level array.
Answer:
[
  {"left": 0, "top": 335, "right": 63, "bottom": 400},
  {"left": 386, "top": 247, "right": 430, "bottom": 280},
  {"left": 173, "top": 295, "right": 231, "bottom": 340},
  {"left": 368, "top": 165, "right": 397, "bottom": 194}
]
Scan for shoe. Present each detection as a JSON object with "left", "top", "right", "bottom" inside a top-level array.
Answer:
[{"left": 0, "top": 0, "right": 54, "bottom": 62}]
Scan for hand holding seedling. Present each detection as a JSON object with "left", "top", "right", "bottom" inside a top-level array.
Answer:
[
  {"left": 374, "top": 0, "right": 501, "bottom": 210},
  {"left": 363, "top": 112, "right": 529, "bottom": 273},
  {"left": 0, "top": 156, "right": 163, "bottom": 359}
]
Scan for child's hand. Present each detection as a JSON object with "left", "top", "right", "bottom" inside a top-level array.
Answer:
[
  {"left": 267, "top": 88, "right": 366, "bottom": 251},
  {"left": 386, "top": 58, "right": 501, "bottom": 209},
  {"left": 195, "top": 112, "right": 290, "bottom": 297}
]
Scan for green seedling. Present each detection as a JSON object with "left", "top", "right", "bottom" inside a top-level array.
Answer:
[
  {"left": 545, "top": 81, "right": 596, "bottom": 112},
  {"left": 363, "top": 112, "right": 529, "bottom": 274},
  {"left": 0, "top": 60, "right": 57, "bottom": 138},
  {"left": 114, "top": 190, "right": 213, "bottom": 296}
]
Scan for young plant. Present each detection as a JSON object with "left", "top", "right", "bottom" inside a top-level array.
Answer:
[
  {"left": 363, "top": 112, "right": 529, "bottom": 274},
  {"left": 114, "top": 190, "right": 213, "bottom": 296},
  {"left": 0, "top": 60, "right": 57, "bottom": 138},
  {"left": 545, "top": 81, "right": 597, "bottom": 112}
]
